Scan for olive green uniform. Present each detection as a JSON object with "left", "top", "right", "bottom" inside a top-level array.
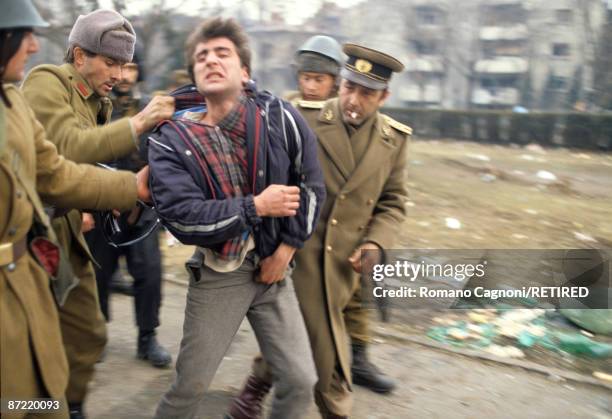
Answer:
[
  {"left": 21, "top": 63, "right": 138, "bottom": 404},
  {"left": 0, "top": 85, "right": 137, "bottom": 419},
  {"left": 292, "top": 98, "right": 411, "bottom": 416}
]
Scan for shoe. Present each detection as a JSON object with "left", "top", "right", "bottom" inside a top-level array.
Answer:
[
  {"left": 351, "top": 342, "right": 396, "bottom": 394},
  {"left": 226, "top": 374, "right": 272, "bottom": 419},
  {"left": 68, "top": 403, "right": 85, "bottom": 419},
  {"left": 137, "top": 330, "right": 172, "bottom": 368}
]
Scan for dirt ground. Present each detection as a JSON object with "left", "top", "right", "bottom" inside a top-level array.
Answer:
[{"left": 88, "top": 139, "right": 612, "bottom": 418}]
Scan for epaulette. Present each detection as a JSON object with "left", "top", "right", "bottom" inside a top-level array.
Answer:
[
  {"left": 382, "top": 115, "right": 413, "bottom": 136},
  {"left": 297, "top": 99, "right": 325, "bottom": 110}
]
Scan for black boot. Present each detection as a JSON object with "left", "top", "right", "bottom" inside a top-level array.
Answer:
[
  {"left": 137, "top": 330, "right": 172, "bottom": 368},
  {"left": 225, "top": 374, "right": 272, "bottom": 419},
  {"left": 351, "top": 342, "right": 396, "bottom": 394},
  {"left": 68, "top": 403, "right": 85, "bottom": 419}
]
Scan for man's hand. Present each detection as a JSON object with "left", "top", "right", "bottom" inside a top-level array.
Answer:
[
  {"left": 257, "top": 243, "right": 297, "bottom": 284},
  {"left": 136, "top": 165, "right": 151, "bottom": 203},
  {"left": 253, "top": 185, "right": 300, "bottom": 217},
  {"left": 348, "top": 242, "right": 382, "bottom": 274},
  {"left": 130, "top": 96, "right": 175, "bottom": 135},
  {"left": 81, "top": 212, "right": 95, "bottom": 233}
]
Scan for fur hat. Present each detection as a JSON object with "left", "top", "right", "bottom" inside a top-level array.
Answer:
[{"left": 68, "top": 9, "right": 136, "bottom": 63}]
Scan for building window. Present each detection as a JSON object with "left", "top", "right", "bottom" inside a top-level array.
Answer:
[
  {"left": 556, "top": 9, "right": 573, "bottom": 24},
  {"left": 550, "top": 76, "right": 567, "bottom": 90},
  {"left": 411, "top": 39, "right": 438, "bottom": 55},
  {"left": 552, "top": 43, "right": 570, "bottom": 57},
  {"left": 415, "top": 6, "right": 442, "bottom": 25}
]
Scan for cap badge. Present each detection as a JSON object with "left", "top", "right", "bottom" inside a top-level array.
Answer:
[
  {"left": 324, "top": 109, "right": 334, "bottom": 121},
  {"left": 355, "top": 59, "right": 372, "bottom": 74}
]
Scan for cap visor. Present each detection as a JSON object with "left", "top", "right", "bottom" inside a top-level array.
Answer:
[{"left": 341, "top": 68, "right": 387, "bottom": 90}]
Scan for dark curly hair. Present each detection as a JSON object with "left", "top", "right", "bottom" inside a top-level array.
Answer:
[{"left": 0, "top": 28, "right": 31, "bottom": 107}]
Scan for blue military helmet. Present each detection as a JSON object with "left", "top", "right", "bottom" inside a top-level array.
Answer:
[
  {"left": 96, "top": 164, "right": 160, "bottom": 248},
  {"left": 0, "top": 0, "right": 49, "bottom": 29},
  {"left": 295, "top": 35, "right": 344, "bottom": 76},
  {"left": 297, "top": 35, "right": 344, "bottom": 66}
]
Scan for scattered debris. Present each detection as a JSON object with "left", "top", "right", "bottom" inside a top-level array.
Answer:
[
  {"left": 593, "top": 371, "right": 612, "bottom": 382},
  {"left": 573, "top": 232, "right": 597, "bottom": 243},
  {"left": 520, "top": 154, "right": 546, "bottom": 163},
  {"left": 536, "top": 170, "right": 557, "bottom": 181},
  {"left": 575, "top": 153, "right": 592, "bottom": 159},
  {"left": 467, "top": 153, "right": 491, "bottom": 162},
  {"left": 417, "top": 221, "right": 431, "bottom": 227},
  {"left": 445, "top": 217, "right": 462, "bottom": 230},
  {"left": 427, "top": 308, "right": 612, "bottom": 360},
  {"left": 512, "top": 234, "right": 529, "bottom": 240},
  {"left": 523, "top": 208, "right": 538, "bottom": 215},
  {"left": 525, "top": 143, "right": 546, "bottom": 154},
  {"left": 485, "top": 344, "right": 525, "bottom": 358},
  {"left": 480, "top": 173, "right": 497, "bottom": 182},
  {"left": 406, "top": 201, "right": 416, "bottom": 207}
]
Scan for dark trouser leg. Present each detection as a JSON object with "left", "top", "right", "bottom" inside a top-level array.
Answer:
[
  {"left": 125, "top": 227, "right": 162, "bottom": 332},
  {"left": 85, "top": 227, "right": 120, "bottom": 322}
]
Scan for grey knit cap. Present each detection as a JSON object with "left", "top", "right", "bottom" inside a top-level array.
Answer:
[
  {"left": 68, "top": 9, "right": 136, "bottom": 63},
  {"left": 295, "top": 52, "right": 341, "bottom": 76}
]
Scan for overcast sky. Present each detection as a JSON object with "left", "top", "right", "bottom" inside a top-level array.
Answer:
[{"left": 98, "top": 0, "right": 363, "bottom": 25}]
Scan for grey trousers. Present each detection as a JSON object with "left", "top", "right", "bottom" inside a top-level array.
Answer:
[{"left": 154, "top": 253, "right": 317, "bottom": 419}]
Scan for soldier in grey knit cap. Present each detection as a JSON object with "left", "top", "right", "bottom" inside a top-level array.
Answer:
[{"left": 21, "top": 9, "right": 175, "bottom": 419}]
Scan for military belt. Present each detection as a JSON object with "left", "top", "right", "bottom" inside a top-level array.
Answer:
[{"left": 0, "top": 237, "right": 27, "bottom": 268}]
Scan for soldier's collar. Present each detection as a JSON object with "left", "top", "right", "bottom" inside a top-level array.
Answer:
[
  {"left": 317, "top": 98, "right": 339, "bottom": 124},
  {"left": 64, "top": 63, "right": 95, "bottom": 100}
]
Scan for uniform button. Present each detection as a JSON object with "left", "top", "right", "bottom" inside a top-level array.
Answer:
[
  {"left": 7, "top": 263, "right": 16, "bottom": 272},
  {"left": 16, "top": 190, "right": 23, "bottom": 199},
  {"left": 339, "top": 194, "right": 346, "bottom": 200},
  {"left": 258, "top": 170, "right": 264, "bottom": 177},
  {"left": 330, "top": 219, "right": 338, "bottom": 226},
  {"left": 326, "top": 245, "right": 333, "bottom": 252},
  {"left": 367, "top": 199, "right": 374, "bottom": 205},
  {"left": 8, "top": 227, "right": 17, "bottom": 236}
]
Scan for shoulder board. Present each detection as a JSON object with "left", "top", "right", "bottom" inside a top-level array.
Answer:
[
  {"left": 297, "top": 99, "right": 325, "bottom": 110},
  {"left": 382, "top": 115, "right": 413, "bottom": 136}
]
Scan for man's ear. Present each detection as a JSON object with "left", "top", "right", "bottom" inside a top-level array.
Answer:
[
  {"left": 73, "top": 47, "right": 85, "bottom": 67},
  {"left": 241, "top": 66, "right": 250, "bottom": 84},
  {"left": 378, "top": 89, "right": 390, "bottom": 106}
]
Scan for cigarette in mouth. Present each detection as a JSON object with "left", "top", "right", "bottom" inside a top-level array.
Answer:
[{"left": 351, "top": 112, "right": 358, "bottom": 119}]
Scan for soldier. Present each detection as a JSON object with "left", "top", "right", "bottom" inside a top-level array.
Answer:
[
  {"left": 285, "top": 35, "right": 344, "bottom": 104},
  {"left": 84, "top": 52, "right": 172, "bottom": 368},
  {"left": 21, "top": 9, "right": 175, "bottom": 418},
  {"left": 294, "top": 44, "right": 411, "bottom": 418},
  {"left": 227, "top": 35, "right": 397, "bottom": 419},
  {"left": 0, "top": 1, "right": 149, "bottom": 417}
]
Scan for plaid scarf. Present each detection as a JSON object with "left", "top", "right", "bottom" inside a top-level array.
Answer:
[{"left": 176, "top": 95, "right": 250, "bottom": 260}]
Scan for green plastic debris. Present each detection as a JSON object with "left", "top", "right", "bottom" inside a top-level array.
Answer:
[
  {"left": 554, "top": 333, "right": 612, "bottom": 358},
  {"left": 517, "top": 331, "right": 537, "bottom": 348},
  {"left": 559, "top": 309, "right": 612, "bottom": 336}
]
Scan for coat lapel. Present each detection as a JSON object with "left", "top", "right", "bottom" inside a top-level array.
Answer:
[
  {"left": 314, "top": 99, "right": 355, "bottom": 181},
  {"left": 343, "top": 112, "right": 398, "bottom": 193}
]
